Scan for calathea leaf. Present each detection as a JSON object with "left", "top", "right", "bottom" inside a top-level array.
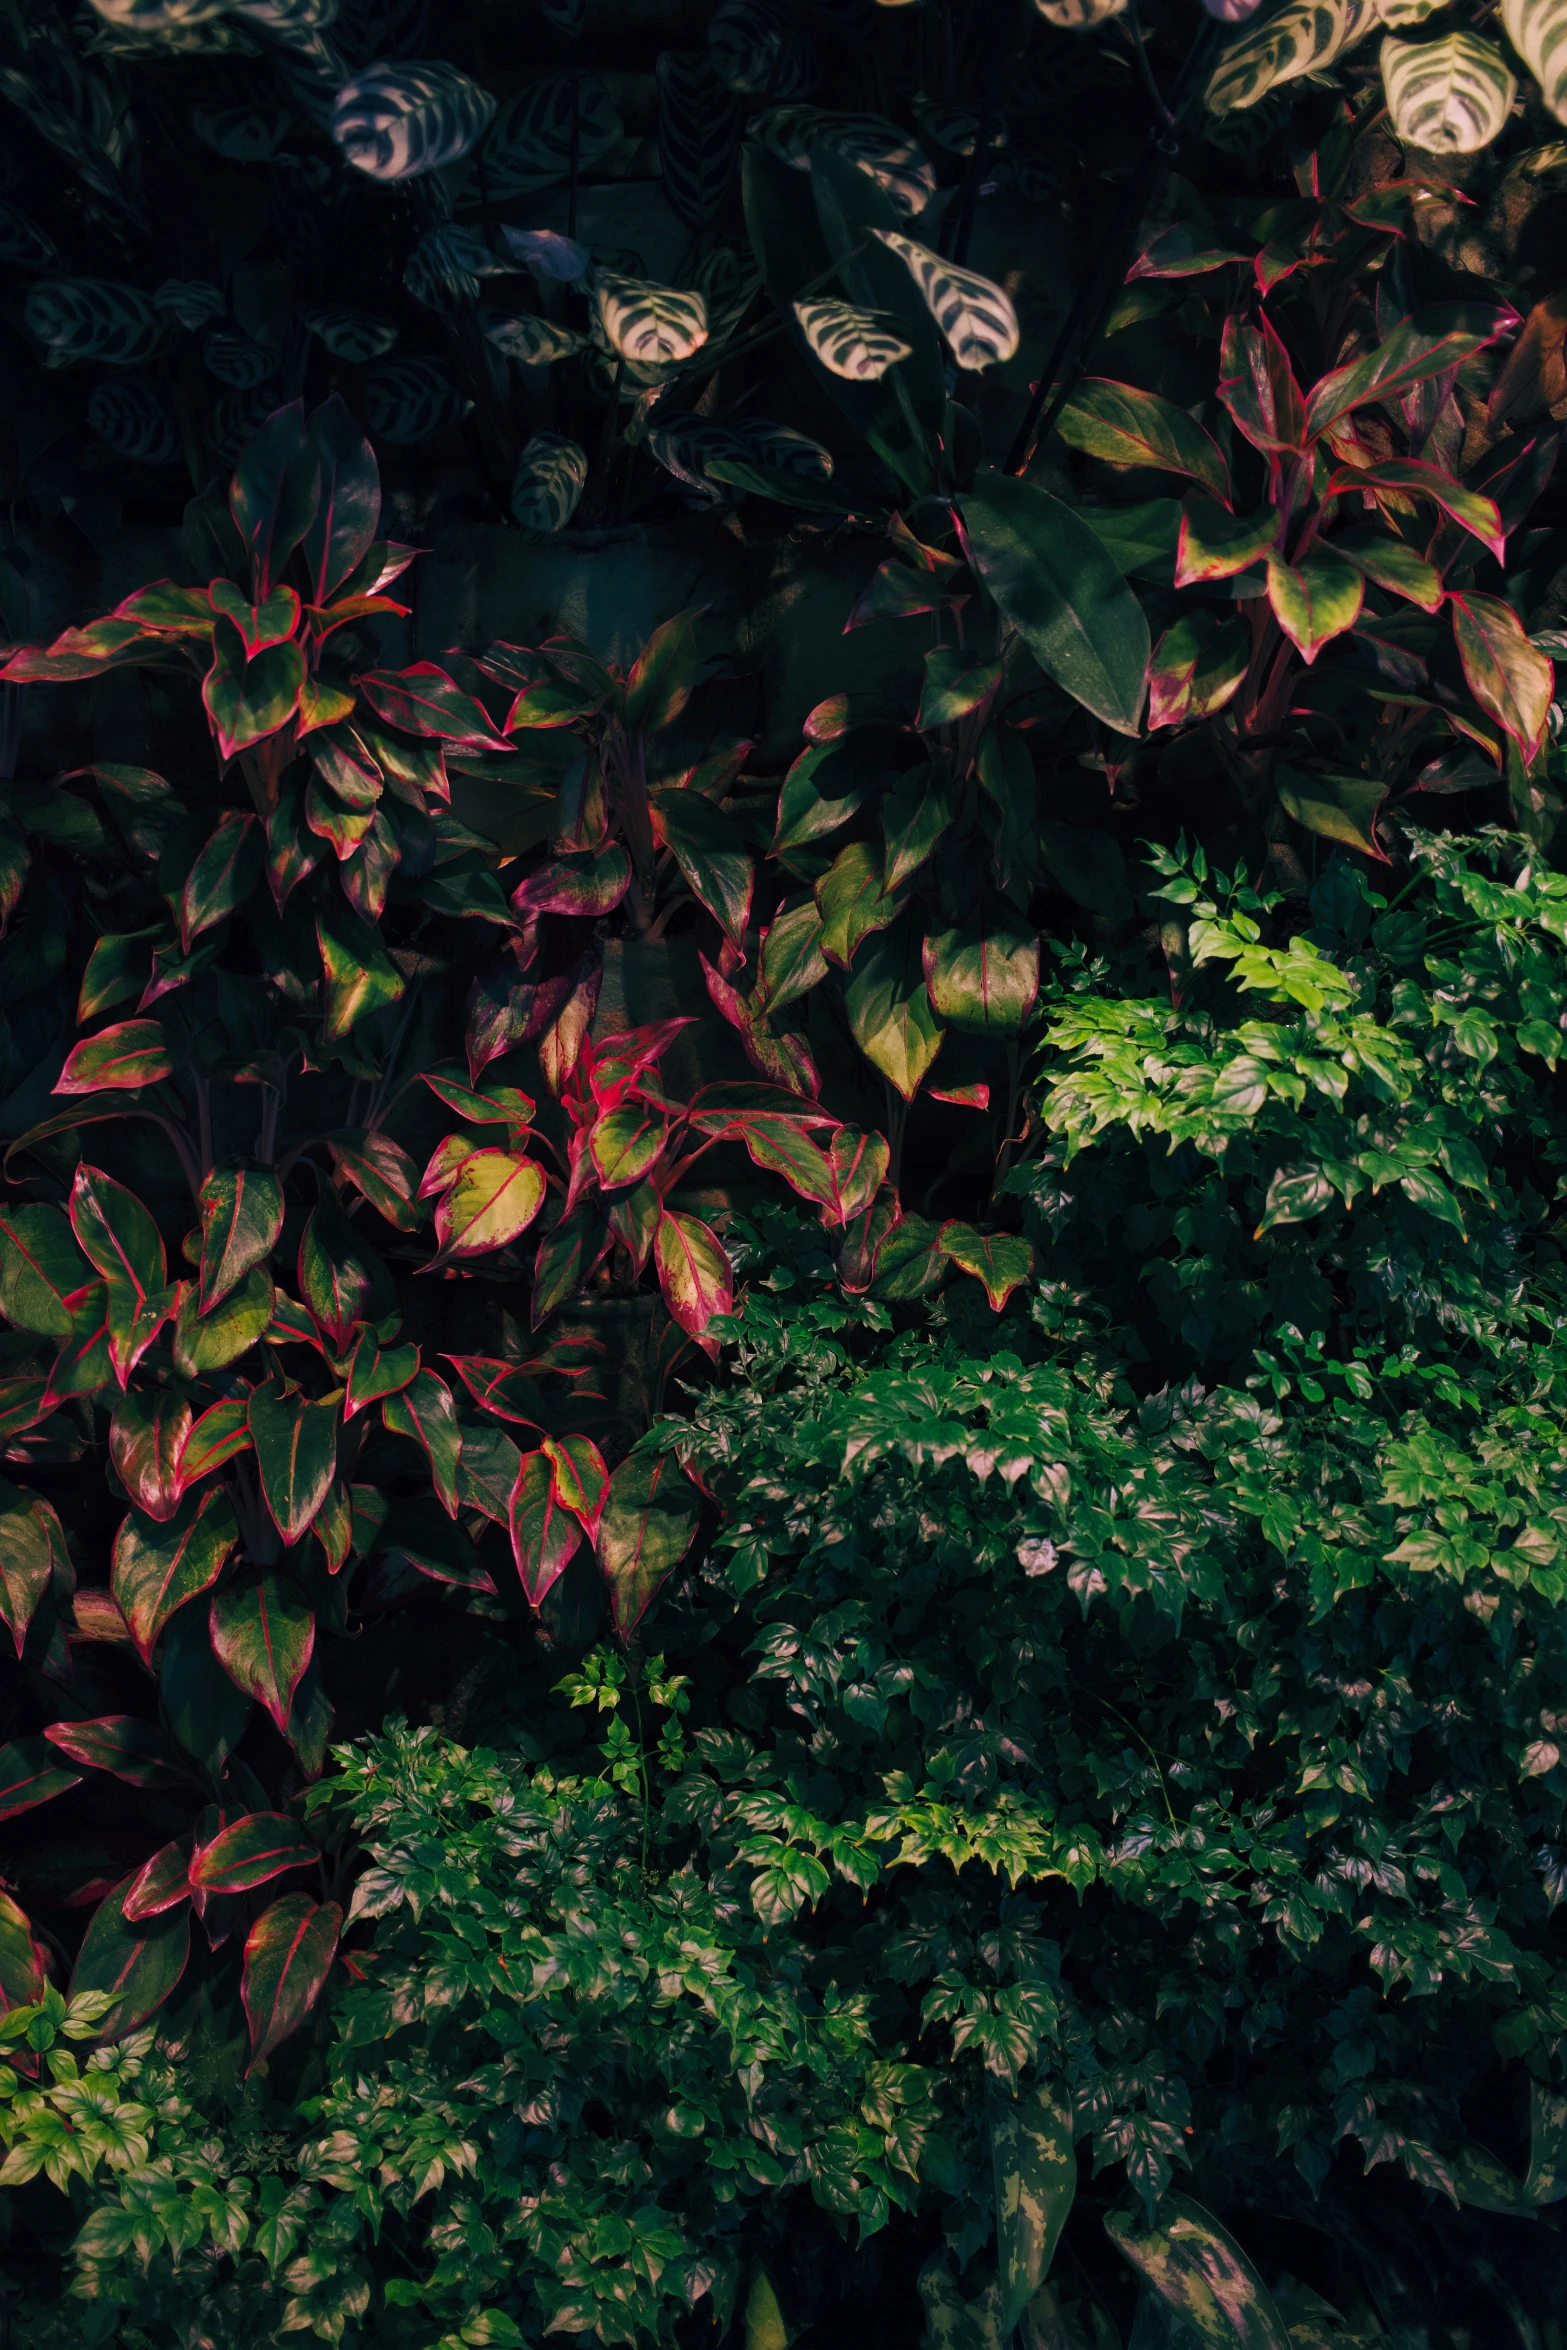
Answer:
[
  {"left": 483, "top": 310, "right": 588, "bottom": 366},
  {"left": 793, "top": 297, "right": 912, "bottom": 380},
  {"left": 600, "top": 1445, "right": 700, "bottom": 1634},
  {"left": 657, "top": 49, "right": 741, "bottom": 226},
  {"left": 332, "top": 61, "right": 496, "bottom": 180},
  {"left": 1205, "top": 0, "right": 1374, "bottom": 117},
  {"left": 304, "top": 308, "right": 400, "bottom": 362},
  {"left": 1105, "top": 2196, "right": 1290, "bottom": 2349},
  {"left": 509, "top": 1448, "right": 584, "bottom": 1606},
  {"left": 69, "top": 1873, "right": 189, "bottom": 2040},
  {"left": 1381, "top": 30, "right": 1515, "bottom": 150},
  {"left": 88, "top": 377, "right": 179, "bottom": 465},
  {"left": 0, "top": 1483, "right": 68, "bottom": 1659},
  {"left": 871, "top": 230, "right": 1019, "bottom": 369},
  {"left": 111, "top": 1487, "right": 239, "bottom": 1664},
  {"left": 382, "top": 1369, "right": 463, "bottom": 1516},
  {"left": 360, "top": 358, "right": 473, "bottom": 444},
  {"left": 596, "top": 277, "right": 709, "bottom": 367},
  {"left": 511, "top": 434, "right": 589, "bottom": 533},
  {"left": 482, "top": 72, "right": 623, "bottom": 198},
  {"left": 241, "top": 1892, "right": 342, "bottom": 2069},
  {"left": 247, "top": 1381, "right": 342, "bottom": 1545},
  {"left": 210, "top": 1574, "right": 315, "bottom": 1732},
  {"left": 109, "top": 1391, "right": 193, "bottom": 1522},
  {"left": 1501, "top": 0, "right": 1567, "bottom": 122},
  {"left": 24, "top": 278, "right": 163, "bottom": 367}
]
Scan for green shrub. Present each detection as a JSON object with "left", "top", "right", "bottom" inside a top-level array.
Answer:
[{"left": 7, "top": 832, "right": 1567, "bottom": 2347}]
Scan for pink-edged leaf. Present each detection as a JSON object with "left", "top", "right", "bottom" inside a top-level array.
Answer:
[
  {"left": 542, "top": 1432, "right": 609, "bottom": 1543},
  {"left": 190, "top": 1811, "right": 319, "bottom": 1896},
  {"left": 247, "top": 1379, "right": 341, "bottom": 1545},
  {"left": 445, "top": 1354, "right": 548, "bottom": 1428},
  {"left": 419, "top": 1133, "right": 481, "bottom": 1199},
  {"left": 381, "top": 1369, "right": 462, "bottom": 1516},
  {"left": 209, "top": 1575, "right": 315, "bottom": 1735},
  {"left": 937, "top": 1222, "right": 1035, "bottom": 1310},
  {"left": 54, "top": 1019, "right": 173, "bottom": 1095},
  {"left": 0, "top": 1734, "right": 84, "bottom": 1821},
  {"left": 1218, "top": 313, "right": 1307, "bottom": 457},
  {"left": 428, "top": 1149, "right": 546, "bottom": 1267},
  {"left": 1326, "top": 456, "right": 1505, "bottom": 560},
  {"left": 653, "top": 1209, "right": 732, "bottom": 1356},
  {"left": 1450, "top": 593, "right": 1555, "bottom": 756},
  {"left": 68, "top": 1165, "right": 164, "bottom": 1300},
  {"left": 509, "top": 844, "right": 632, "bottom": 920},
  {"left": 69, "top": 1871, "right": 189, "bottom": 2038},
  {"left": 111, "top": 1486, "right": 239, "bottom": 1664},
  {"left": 122, "top": 1835, "right": 193, "bottom": 1922},
  {"left": 0, "top": 1483, "right": 69, "bottom": 1660},
  {"left": 355, "top": 663, "right": 512, "bottom": 751},
  {"left": 599, "top": 1447, "right": 700, "bottom": 1636},
  {"left": 44, "top": 1715, "right": 200, "bottom": 1790},
  {"left": 1304, "top": 303, "right": 1515, "bottom": 443},
  {"left": 109, "top": 1390, "right": 193, "bottom": 1523},
  {"left": 508, "top": 1448, "right": 583, "bottom": 1607},
  {"left": 207, "top": 580, "right": 301, "bottom": 655},
  {"left": 343, "top": 1329, "right": 420, "bottom": 1418},
  {"left": 228, "top": 398, "right": 320, "bottom": 598},
  {"left": 241, "top": 1892, "right": 341, "bottom": 2070},
  {"left": 177, "top": 1396, "right": 253, "bottom": 1484},
  {"left": 583, "top": 1018, "right": 696, "bottom": 1109}
]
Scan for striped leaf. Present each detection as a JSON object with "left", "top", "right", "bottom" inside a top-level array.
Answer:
[
  {"left": 794, "top": 297, "right": 912, "bottom": 380},
  {"left": 404, "top": 225, "right": 507, "bottom": 315},
  {"left": 1376, "top": 0, "right": 1449, "bottom": 20},
  {"left": 332, "top": 61, "right": 496, "bottom": 181},
  {"left": 202, "top": 330, "right": 277, "bottom": 390},
  {"left": 482, "top": 72, "right": 623, "bottom": 199},
  {"left": 657, "top": 50, "right": 741, "bottom": 226},
  {"left": 754, "top": 106, "right": 937, "bottom": 216},
  {"left": 24, "top": 278, "right": 163, "bottom": 367},
  {"left": 595, "top": 275, "right": 709, "bottom": 365},
  {"left": 1381, "top": 31, "right": 1515, "bottom": 150},
  {"left": 690, "top": 242, "right": 763, "bottom": 344},
  {"left": 154, "top": 278, "right": 224, "bottom": 330},
  {"left": 871, "top": 229, "right": 1019, "bottom": 370},
  {"left": 87, "top": 379, "right": 178, "bottom": 465},
  {"left": 360, "top": 358, "right": 472, "bottom": 444},
  {"left": 304, "top": 307, "right": 399, "bottom": 361},
  {"left": 482, "top": 310, "right": 587, "bottom": 366},
  {"left": 503, "top": 227, "right": 591, "bottom": 280},
  {"left": 1501, "top": 0, "right": 1567, "bottom": 122},
  {"left": 511, "top": 434, "right": 589, "bottom": 533},
  {"left": 710, "top": 0, "right": 814, "bottom": 94},
  {"left": 1205, "top": 0, "right": 1377, "bottom": 116},
  {"left": 1033, "top": 0, "right": 1129, "bottom": 22},
  {"left": 730, "top": 418, "right": 833, "bottom": 477}
]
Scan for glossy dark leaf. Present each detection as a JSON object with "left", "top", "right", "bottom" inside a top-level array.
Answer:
[
  {"left": 229, "top": 398, "right": 320, "bottom": 597},
  {"left": 209, "top": 1575, "right": 315, "bottom": 1734},
  {"left": 198, "top": 1163, "right": 285, "bottom": 1310},
  {"left": 302, "top": 394, "right": 381, "bottom": 603},
  {"left": 190, "top": 1811, "right": 319, "bottom": 1896},
  {"left": 248, "top": 1380, "right": 342, "bottom": 1546},
  {"left": 959, "top": 472, "right": 1150, "bottom": 736},
  {"left": 600, "top": 1447, "right": 700, "bottom": 1635},
  {"left": 509, "top": 1448, "right": 584, "bottom": 1607},
  {"left": 54, "top": 1018, "right": 174, "bottom": 1095},
  {"left": 241, "top": 1892, "right": 342, "bottom": 2070},
  {"left": 382, "top": 1370, "right": 462, "bottom": 1516},
  {"left": 109, "top": 1389, "right": 193, "bottom": 1522},
  {"left": 69, "top": 1871, "right": 190, "bottom": 2039},
  {"left": 110, "top": 1485, "right": 240, "bottom": 1665},
  {"left": 44, "top": 1715, "right": 200, "bottom": 1791},
  {"left": 0, "top": 1734, "right": 84, "bottom": 1822},
  {"left": 0, "top": 1481, "right": 68, "bottom": 1660}
]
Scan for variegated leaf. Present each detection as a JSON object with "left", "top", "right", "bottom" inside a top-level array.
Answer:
[
  {"left": 304, "top": 307, "right": 400, "bottom": 361},
  {"left": 503, "top": 227, "right": 591, "bottom": 280},
  {"left": 87, "top": 379, "right": 179, "bottom": 465},
  {"left": 1375, "top": 0, "right": 1448, "bottom": 21},
  {"left": 657, "top": 49, "right": 741, "bottom": 226},
  {"left": 728, "top": 417, "right": 834, "bottom": 478},
  {"left": 1501, "top": 0, "right": 1567, "bottom": 122},
  {"left": 595, "top": 275, "right": 709, "bottom": 366},
  {"left": 794, "top": 296, "right": 912, "bottom": 380},
  {"left": 689, "top": 242, "right": 762, "bottom": 344},
  {"left": 24, "top": 278, "right": 163, "bottom": 367},
  {"left": 709, "top": 0, "right": 814, "bottom": 93},
  {"left": 404, "top": 224, "right": 505, "bottom": 313},
  {"left": 332, "top": 61, "right": 496, "bottom": 181},
  {"left": 1205, "top": 0, "right": 1377, "bottom": 115},
  {"left": 360, "top": 358, "right": 473, "bottom": 444},
  {"left": 202, "top": 330, "right": 277, "bottom": 390},
  {"left": 1033, "top": 0, "right": 1129, "bottom": 23},
  {"left": 482, "top": 72, "right": 623, "bottom": 198},
  {"left": 87, "top": 0, "right": 228, "bottom": 22},
  {"left": 511, "top": 434, "right": 589, "bottom": 533},
  {"left": 753, "top": 105, "right": 937, "bottom": 215},
  {"left": 1381, "top": 31, "right": 1515, "bottom": 150},
  {"left": 482, "top": 309, "right": 588, "bottom": 366},
  {"left": 153, "top": 278, "right": 225, "bottom": 330},
  {"left": 871, "top": 230, "right": 1019, "bottom": 370}
]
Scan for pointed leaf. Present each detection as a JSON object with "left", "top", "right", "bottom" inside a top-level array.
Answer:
[
  {"left": 112, "top": 1487, "right": 240, "bottom": 1664},
  {"left": 1327, "top": 456, "right": 1504, "bottom": 558},
  {"left": 923, "top": 919, "right": 1039, "bottom": 1036},
  {"left": 589, "top": 1104, "right": 668, "bottom": 1190},
  {"left": 70, "top": 1165, "right": 164, "bottom": 1300},
  {"left": 44, "top": 1716, "right": 198, "bottom": 1790},
  {"left": 54, "top": 1018, "right": 173, "bottom": 1095},
  {"left": 178, "top": 1398, "right": 253, "bottom": 1484},
  {"left": 845, "top": 915, "right": 945, "bottom": 1099},
  {"left": 542, "top": 1432, "right": 610, "bottom": 1542},
  {"left": 241, "top": 1893, "right": 342, "bottom": 2070},
  {"left": 1304, "top": 303, "right": 1514, "bottom": 442},
  {"left": 871, "top": 229, "right": 1018, "bottom": 369},
  {"left": 508, "top": 1448, "right": 584, "bottom": 1606},
  {"left": 109, "top": 1390, "right": 193, "bottom": 1523},
  {"left": 655, "top": 1210, "right": 733, "bottom": 1350},
  {"left": 0, "top": 1205, "right": 91, "bottom": 1337},
  {"left": 600, "top": 1447, "right": 700, "bottom": 1635},
  {"left": 173, "top": 1266, "right": 274, "bottom": 1378},
  {"left": 0, "top": 1483, "right": 68, "bottom": 1660},
  {"left": 1055, "top": 380, "right": 1230, "bottom": 503},
  {"left": 229, "top": 398, "right": 320, "bottom": 598},
  {"left": 0, "top": 1735, "right": 83, "bottom": 1822},
  {"left": 315, "top": 896, "right": 405, "bottom": 1042},
  {"left": 1450, "top": 591, "right": 1554, "bottom": 754},
  {"left": 122, "top": 1837, "right": 193, "bottom": 1923},
  {"left": 445, "top": 1355, "right": 548, "bottom": 1428},
  {"left": 959, "top": 472, "right": 1149, "bottom": 735},
  {"left": 1105, "top": 2196, "right": 1290, "bottom": 2350},
  {"left": 993, "top": 2086, "right": 1078, "bottom": 2333},
  {"left": 429, "top": 1149, "right": 546, "bottom": 1266},
  {"left": 651, "top": 787, "right": 752, "bottom": 947},
  {"left": 941, "top": 1227, "right": 1037, "bottom": 1311},
  {"left": 356, "top": 663, "right": 512, "bottom": 751},
  {"left": 190, "top": 1812, "right": 319, "bottom": 1896},
  {"left": 1175, "top": 499, "right": 1278, "bottom": 584},
  {"left": 382, "top": 1370, "right": 462, "bottom": 1516},
  {"left": 302, "top": 394, "right": 381, "bottom": 604},
  {"left": 210, "top": 1575, "right": 315, "bottom": 1735},
  {"left": 1265, "top": 550, "right": 1363, "bottom": 663},
  {"left": 69, "top": 1873, "right": 190, "bottom": 2040},
  {"left": 199, "top": 1163, "right": 284, "bottom": 1311},
  {"left": 343, "top": 1329, "right": 420, "bottom": 1418},
  {"left": 248, "top": 1381, "right": 341, "bottom": 1546}
]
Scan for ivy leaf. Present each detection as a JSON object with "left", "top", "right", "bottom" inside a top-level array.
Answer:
[
  {"left": 210, "top": 1574, "right": 316, "bottom": 1734},
  {"left": 241, "top": 1893, "right": 342, "bottom": 2071}
]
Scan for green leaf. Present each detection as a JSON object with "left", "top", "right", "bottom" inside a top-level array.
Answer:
[
  {"left": 923, "top": 917, "right": 1039, "bottom": 1036},
  {"left": 112, "top": 1487, "right": 240, "bottom": 1665},
  {"left": 382, "top": 1370, "right": 463, "bottom": 1516},
  {"left": 992, "top": 2085, "right": 1078, "bottom": 2333},
  {"left": 1175, "top": 499, "right": 1277, "bottom": 584},
  {"left": 655, "top": 1209, "right": 734, "bottom": 1350},
  {"left": 108, "top": 1390, "right": 192, "bottom": 1523},
  {"left": 1327, "top": 455, "right": 1504, "bottom": 559},
  {"left": 54, "top": 1017, "right": 173, "bottom": 1095},
  {"left": 959, "top": 471, "right": 1150, "bottom": 735},
  {"left": 68, "top": 1872, "right": 190, "bottom": 2040},
  {"left": 846, "top": 913, "right": 945, "bottom": 1099},
  {"left": 1330, "top": 526, "right": 1444, "bottom": 612},
  {"left": 178, "top": 1397, "right": 253, "bottom": 1483},
  {"left": 303, "top": 394, "right": 381, "bottom": 603},
  {"left": 359, "top": 662, "right": 512, "bottom": 748},
  {"left": 0, "top": 1735, "right": 84, "bottom": 1823},
  {"left": 241, "top": 1892, "right": 342, "bottom": 2071},
  {"left": 159, "top": 1603, "right": 254, "bottom": 1771},
  {"left": 198, "top": 1162, "right": 284, "bottom": 1311},
  {"left": 1148, "top": 610, "right": 1250, "bottom": 728},
  {"left": 0, "top": 1482, "right": 68, "bottom": 1660},
  {"left": 817, "top": 840, "right": 906, "bottom": 968},
  {"left": 940, "top": 1226, "right": 1036, "bottom": 1311},
  {"left": 344, "top": 1329, "right": 420, "bottom": 1418},
  {"left": 228, "top": 397, "right": 320, "bottom": 598},
  {"left": 882, "top": 769, "right": 958, "bottom": 892},
  {"left": 1276, "top": 766, "right": 1389, "bottom": 856},
  {"left": 589, "top": 1103, "right": 668, "bottom": 1190},
  {"left": 190, "top": 1812, "right": 318, "bottom": 1896},
  {"left": 625, "top": 606, "right": 705, "bottom": 733},
  {"left": 917, "top": 649, "right": 1003, "bottom": 729},
  {"left": 203, "top": 622, "right": 306, "bottom": 760},
  {"left": 297, "top": 1194, "right": 383, "bottom": 1352},
  {"left": 1105, "top": 2197, "right": 1291, "bottom": 2350},
  {"left": 1265, "top": 550, "right": 1363, "bottom": 663},
  {"left": 600, "top": 1446, "right": 700, "bottom": 1635},
  {"left": 174, "top": 1264, "right": 274, "bottom": 1377},
  {"left": 0, "top": 1206, "right": 91, "bottom": 1338},
  {"left": 247, "top": 1381, "right": 342, "bottom": 1547},
  {"left": 446, "top": 1354, "right": 548, "bottom": 1428},
  {"left": 315, "top": 895, "right": 405, "bottom": 1041},
  {"left": 1450, "top": 591, "right": 1554, "bottom": 755},
  {"left": 210, "top": 1574, "right": 315, "bottom": 1735},
  {"left": 542, "top": 1431, "right": 610, "bottom": 1540},
  {"left": 174, "top": 809, "right": 262, "bottom": 951},
  {"left": 653, "top": 786, "right": 752, "bottom": 948},
  {"left": 44, "top": 1715, "right": 199, "bottom": 1788},
  {"left": 1303, "top": 302, "right": 1512, "bottom": 441},
  {"left": 429, "top": 1148, "right": 547, "bottom": 1267},
  {"left": 1055, "top": 379, "right": 1230, "bottom": 503},
  {"left": 508, "top": 1448, "right": 584, "bottom": 1606}
]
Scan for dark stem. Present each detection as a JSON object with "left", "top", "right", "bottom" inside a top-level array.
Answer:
[{"left": 948, "top": 0, "right": 1017, "bottom": 271}]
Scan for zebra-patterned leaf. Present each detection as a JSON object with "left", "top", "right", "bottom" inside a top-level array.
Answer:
[
  {"left": 0, "top": 201, "right": 57, "bottom": 270},
  {"left": 1381, "top": 32, "right": 1515, "bottom": 150},
  {"left": 502, "top": 227, "right": 591, "bottom": 280},
  {"left": 482, "top": 310, "right": 587, "bottom": 366},
  {"left": 360, "top": 358, "right": 472, "bottom": 444},
  {"left": 88, "top": 380, "right": 179, "bottom": 465},
  {"left": 203, "top": 330, "right": 277, "bottom": 390},
  {"left": 710, "top": 0, "right": 814, "bottom": 94},
  {"left": 403, "top": 225, "right": 501, "bottom": 313},
  {"left": 596, "top": 276, "right": 708, "bottom": 366},
  {"left": 1205, "top": 0, "right": 1376, "bottom": 114},
  {"left": 332, "top": 60, "right": 496, "bottom": 180},
  {"left": 482, "top": 72, "right": 623, "bottom": 198},
  {"left": 1500, "top": 0, "right": 1567, "bottom": 122},
  {"left": 871, "top": 231, "right": 1019, "bottom": 370},
  {"left": 154, "top": 279, "right": 225, "bottom": 330},
  {"left": 1033, "top": 0, "right": 1129, "bottom": 22},
  {"left": 304, "top": 308, "right": 399, "bottom": 361},
  {"left": 730, "top": 417, "right": 835, "bottom": 479},
  {"left": 657, "top": 50, "right": 741, "bottom": 226},
  {"left": 511, "top": 434, "right": 589, "bottom": 532},
  {"left": 794, "top": 298, "right": 912, "bottom": 379},
  {"left": 24, "top": 278, "right": 163, "bottom": 367},
  {"left": 689, "top": 242, "right": 762, "bottom": 345},
  {"left": 754, "top": 106, "right": 937, "bottom": 217}
]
